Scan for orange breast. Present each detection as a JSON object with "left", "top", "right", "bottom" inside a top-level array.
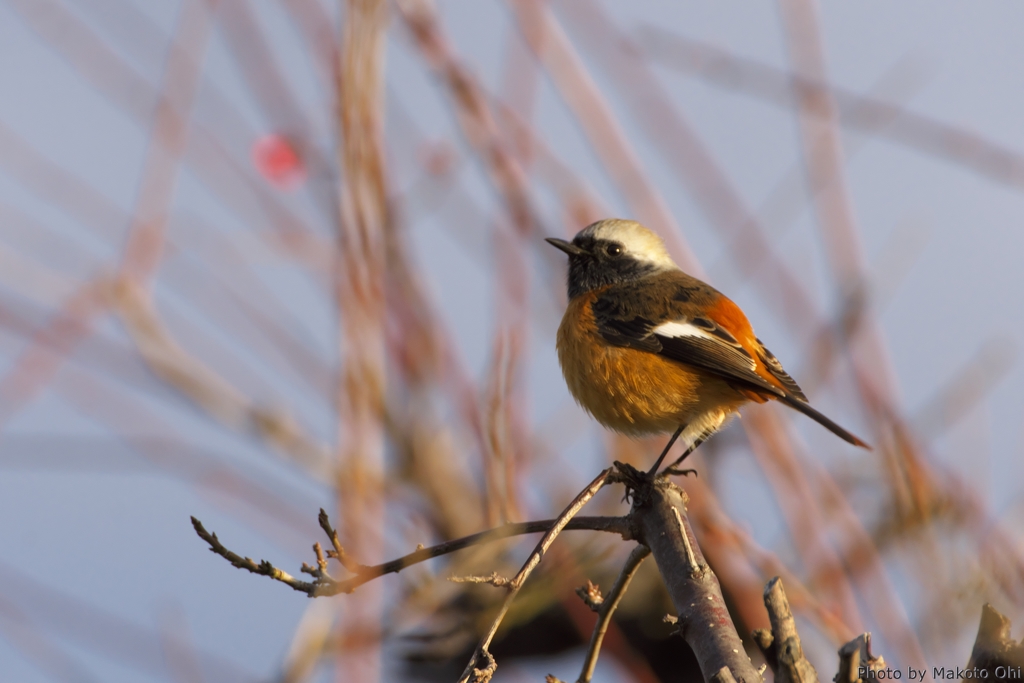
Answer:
[{"left": 556, "top": 292, "right": 749, "bottom": 435}]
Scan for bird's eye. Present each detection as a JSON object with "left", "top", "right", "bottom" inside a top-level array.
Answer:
[{"left": 607, "top": 244, "right": 622, "bottom": 256}]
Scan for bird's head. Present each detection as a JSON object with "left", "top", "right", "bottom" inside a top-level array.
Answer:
[{"left": 546, "top": 219, "right": 678, "bottom": 298}]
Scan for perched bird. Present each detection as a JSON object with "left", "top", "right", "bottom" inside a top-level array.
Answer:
[{"left": 547, "top": 219, "right": 870, "bottom": 472}]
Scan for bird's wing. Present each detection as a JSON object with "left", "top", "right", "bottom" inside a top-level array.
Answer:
[
  {"left": 591, "top": 282, "right": 789, "bottom": 399},
  {"left": 754, "top": 339, "right": 807, "bottom": 402},
  {"left": 591, "top": 276, "right": 868, "bottom": 448}
]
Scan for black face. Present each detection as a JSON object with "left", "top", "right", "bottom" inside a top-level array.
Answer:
[{"left": 560, "top": 235, "right": 657, "bottom": 298}]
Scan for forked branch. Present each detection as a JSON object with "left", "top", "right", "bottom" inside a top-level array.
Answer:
[
  {"left": 192, "top": 507, "right": 630, "bottom": 598},
  {"left": 194, "top": 463, "right": 906, "bottom": 683},
  {"left": 457, "top": 467, "right": 614, "bottom": 683},
  {"left": 575, "top": 544, "right": 651, "bottom": 683}
]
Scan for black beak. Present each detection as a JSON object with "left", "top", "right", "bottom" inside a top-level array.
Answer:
[{"left": 545, "top": 237, "right": 587, "bottom": 257}]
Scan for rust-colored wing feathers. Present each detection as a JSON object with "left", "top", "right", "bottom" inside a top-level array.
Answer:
[{"left": 590, "top": 272, "right": 870, "bottom": 448}]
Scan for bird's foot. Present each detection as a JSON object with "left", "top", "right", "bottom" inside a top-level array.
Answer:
[
  {"left": 611, "top": 460, "right": 651, "bottom": 504},
  {"left": 661, "top": 466, "right": 698, "bottom": 479}
]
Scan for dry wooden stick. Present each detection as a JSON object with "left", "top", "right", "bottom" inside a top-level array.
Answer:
[
  {"left": 751, "top": 577, "right": 817, "bottom": 683},
  {"left": 835, "top": 634, "right": 886, "bottom": 683},
  {"left": 966, "top": 604, "right": 1024, "bottom": 673}
]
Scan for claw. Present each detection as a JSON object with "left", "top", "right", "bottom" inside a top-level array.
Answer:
[{"left": 663, "top": 467, "right": 698, "bottom": 478}]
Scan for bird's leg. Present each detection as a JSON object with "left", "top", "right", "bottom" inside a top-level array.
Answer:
[
  {"left": 646, "top": 425, "right": 685, "bottom": 477},
  {"left": 662, "top": 432, "right": 711, "bottom": 477}
]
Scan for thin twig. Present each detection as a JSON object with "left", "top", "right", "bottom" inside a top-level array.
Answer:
[
  {"left": 190, "top": 517, "right": 315, "bottom": 593},
  {"left": 576, "top": 544, "right": 650, "bottom": 683},
  {"left": 457, "top": 468, "right": 614, "bottom": 683},
  {"left": 192, "top": 509, "right": 630, "bottom": 597},
  {"left": 326, "top": 513, "right": 629, "bottom": 597},
  {"left": 318, "top": 508, "right": 364, "bottom": 574}
]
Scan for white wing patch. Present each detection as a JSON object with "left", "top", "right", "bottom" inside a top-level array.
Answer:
[
  {"left": 652, "top": 320, "right": 715, "bottom": 341},
  {"left": 652, "top": 319, "right": 758, "bottom": 371}
]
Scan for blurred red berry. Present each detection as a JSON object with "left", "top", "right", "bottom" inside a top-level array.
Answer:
[{"left": 252, "top": 134, "right": 306, "bottom": 190}]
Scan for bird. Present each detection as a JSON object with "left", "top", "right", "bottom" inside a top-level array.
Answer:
[{"left": 546, "top": 218, "right": 870, "bottom": 474}]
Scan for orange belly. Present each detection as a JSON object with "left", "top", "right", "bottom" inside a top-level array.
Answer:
[{"left": 556, "top": 294, "right": 749, "bottom": 436}]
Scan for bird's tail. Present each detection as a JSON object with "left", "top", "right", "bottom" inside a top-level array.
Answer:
[{"left": 778, "top": 394, "right": 872, "bottom": 449}]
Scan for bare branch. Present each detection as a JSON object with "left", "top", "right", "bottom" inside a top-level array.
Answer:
[
  {"left": 192, "top": 508, "right": 629, "bottom": 597},
  {"left": 835, "top": 634, "right": 886, "bottom": 683},
  {"left": 617, "top": 463, "right": 761, "bottom": 681},
  {"left": 576, "top": 544, "right": 650, "bottom": 683},
  {"left": 757, "top": 577, "right": 818, "bottom": 683},
  {"left": 317, "top": 508, "right": 365, "bottom": 574},
  {"left": 967, "top": 604, "right": 1024, "bottom": 673},
  {"left": 190, "top": 517, "right": 316, "bottom": 594},
  {"left": 457, "top": 468, "right": 614, "bottom": 683}
]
